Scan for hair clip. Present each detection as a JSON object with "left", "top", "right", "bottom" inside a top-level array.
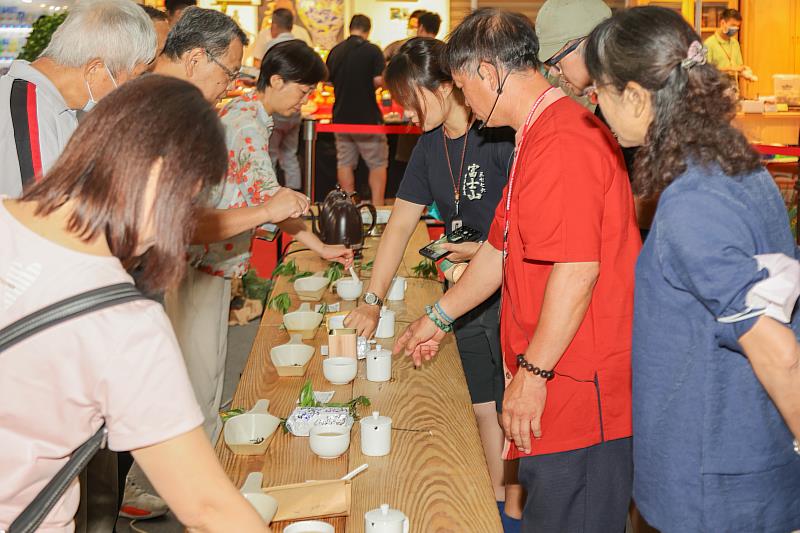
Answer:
[{"left": 681, "top": 41, "right": 708, "bottom": 70}]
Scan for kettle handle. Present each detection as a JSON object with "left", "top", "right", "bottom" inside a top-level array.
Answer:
[
  {"left": 310, "top": 203, "right": 321, "bottom": 237},
  {"left": 358, "top": 203, "right": 378, "bottom": 235}
]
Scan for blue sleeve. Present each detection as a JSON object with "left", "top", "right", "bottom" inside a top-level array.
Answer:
[
  {"left": 396, "top": 136, "right": 433, "bottom": 206},
  {"left": 656, "top": 187, "right": 769, "bottom": 351}
]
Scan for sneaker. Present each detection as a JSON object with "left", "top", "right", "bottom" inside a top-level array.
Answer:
[
  {"left": 119, "top": 481, "right": 168, "bottom": 520},
  {"left": 497, "top": 501, "right": 522, "bottom": 533}
]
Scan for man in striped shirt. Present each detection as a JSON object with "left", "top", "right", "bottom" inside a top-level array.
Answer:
[{"left": 0, "top": 0, "right": 155, "bottom": 198}]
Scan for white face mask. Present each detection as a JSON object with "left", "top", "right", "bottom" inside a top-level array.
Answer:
[
  {"left": 83, "top": 64, "right": 118, "bottom": 112},
  {"left": 718, "top": 253, "right": 800, "bottom": 325}
]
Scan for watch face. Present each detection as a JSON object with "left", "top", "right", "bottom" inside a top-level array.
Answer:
[{"left": 365, "top": 293, "right": 378, "bottom": 305}]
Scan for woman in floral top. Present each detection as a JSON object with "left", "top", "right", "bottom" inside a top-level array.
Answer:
[{"left": 167, "top": 41, "right": 353, "bottom": 443}]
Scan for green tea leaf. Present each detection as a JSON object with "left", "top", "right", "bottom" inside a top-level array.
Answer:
[
  {"left": 412, "top": 258, "right": 438, "bottom": 279},
  {"left": 324, "top": 262, "right": 344, "bottom": 283},
  {"left": 268, "top": 292, "right": 291, "bottom": 314},
  {"left": 289, "top": 271, "right": 313, "bottom": 282},
  {"left": 272, "top": 259, "right": 298, "bottom": 278},
  {"left": 298, "top": 380, "right": 318, "bottom": 407},
  {"left": 361, "top": 260, "right": 374, "bottom": 271},
  {"left": 219, "top": 408, "right": 246, "bottom": 422}
]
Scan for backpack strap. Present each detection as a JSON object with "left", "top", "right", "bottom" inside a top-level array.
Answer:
[{"left": 2, "top": 283, "right": 146, "bottom": 533}]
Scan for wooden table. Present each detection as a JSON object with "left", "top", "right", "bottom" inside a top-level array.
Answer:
[
  {"left": 733, "top": 111, "right": 800, "bottom": 145},
  {"left": 216, "top": 221, "right": 503, "bottom": 533}
]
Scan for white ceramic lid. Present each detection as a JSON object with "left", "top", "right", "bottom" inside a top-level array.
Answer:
[
  {"left": 365, "top": 503, "right": 406, "bottom": 524},
  {"left": 368, "top": 345, "right": 392, "bottom": 358},
  {"left": 359, "top": 411, "right": 391, "bottom": 428}
]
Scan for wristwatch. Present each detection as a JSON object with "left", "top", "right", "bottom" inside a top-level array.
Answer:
[{"left": 363, "top": 292, "right": 383, "bottom": 307}]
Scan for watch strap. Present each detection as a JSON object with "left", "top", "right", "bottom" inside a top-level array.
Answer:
[{"left": 363, "top": 292, "right": 383, "bottom": 307}]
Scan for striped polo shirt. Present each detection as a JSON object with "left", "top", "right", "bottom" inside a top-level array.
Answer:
[{"left": 0, "top": 60, "right": 78, "bottom": 198}]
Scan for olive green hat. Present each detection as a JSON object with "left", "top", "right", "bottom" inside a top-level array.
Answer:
[{"left": 536, "top": 0, "right": 612, "bottom": 63}]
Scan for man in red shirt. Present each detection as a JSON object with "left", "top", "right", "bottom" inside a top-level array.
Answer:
[{"left": 395, "top": 8, "right": 641, "bottom": 532}]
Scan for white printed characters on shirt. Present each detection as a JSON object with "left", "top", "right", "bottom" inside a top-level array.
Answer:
[{"left": 462, "top": 163, "right": 486, "bottom": 201}]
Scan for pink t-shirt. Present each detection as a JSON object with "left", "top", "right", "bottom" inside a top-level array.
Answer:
[{"left": 0, "top": 200, "right": 203, "bottom": 532}]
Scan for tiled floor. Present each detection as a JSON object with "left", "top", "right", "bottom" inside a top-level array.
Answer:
[{"left": 115, "top": 320, "right": 259, "bottom": 533}]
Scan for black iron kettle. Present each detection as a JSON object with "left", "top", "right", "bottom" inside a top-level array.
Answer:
[{"left": 311, "top": 186, "right": 377, "bottom": 250}]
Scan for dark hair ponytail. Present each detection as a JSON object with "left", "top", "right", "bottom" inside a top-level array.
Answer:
[
  {"left": 385, "top": 37, "right": 463, "bottom": 125},
  {"left": 585, "top": 6, "right": 761, "bottom": 197}
]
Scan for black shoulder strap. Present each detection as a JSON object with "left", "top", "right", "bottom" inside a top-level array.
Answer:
[
  {"left": 9, "top": 78, "right": 40, "bottom": 187},
  {"left": 2, "top": 282, "right": 146, "bottom": 533},
  {"left": 0, "top": 283, "right": 144, "bottom": 353}
]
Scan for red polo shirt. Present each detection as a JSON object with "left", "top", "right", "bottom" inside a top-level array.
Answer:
[{"left": 488, "top": 97, "right": 641, "bottom": 458}]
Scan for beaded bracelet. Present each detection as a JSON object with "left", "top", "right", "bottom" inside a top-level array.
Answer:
[
  {"left": 516, "top": 354, "right": 555, "bottom": 380},
  {"left": 434, "top": 301, "right": 455, "bottom": 325},
  {"left": 425, "top": 305, "right": 453, "bottom": 333}
]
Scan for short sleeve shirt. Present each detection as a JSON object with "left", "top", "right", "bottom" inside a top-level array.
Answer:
[
  {"left": 632, "top": 162, "right": 800, "bottom": 532},
  {"left": 487, "top": 96, "right": 641, "bottom": 458},
  {"left": 397, "top": 123, "right": 514, "bottom": 239},
  {"left": 188, "top": 92, "right": 280, "bottom": 278},
  {"left": 0, "top": 200, "right": 202, "bottom": 533},
  {"left": 704, "top": 33, "right": 744, "bottom": 72},
  {"left": 251, "top": 31, "right": 297, "bottom": 63},
  {"left": 326, "top": 36, "right": 385, "bottom": 124},
  {"left": 0, "top": 61, "right": 78, "bottom": 198}
]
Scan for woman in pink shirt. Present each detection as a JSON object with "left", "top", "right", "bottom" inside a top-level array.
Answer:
[{"left": 0, "top": 75, "right": 270, "bottom": 532}]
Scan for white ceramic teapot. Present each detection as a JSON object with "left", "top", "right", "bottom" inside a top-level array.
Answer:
[
  {"left": 366, "top": 345, "right": 392, "bottom": 382},
  {"left": 365, "top": 503, "right": 409, "bottom": 533},
  {"left": 360, "top": 411, "right": 392, "bottom": 457}
]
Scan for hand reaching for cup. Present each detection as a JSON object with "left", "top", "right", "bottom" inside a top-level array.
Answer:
[
  {"left": 345, "top": 303, "right": 381, "bottom": 339},
  {"left": 319, "top": 244, "right": 354, "bottom": 269},
  {"left": 393, "top": 315, "right": 447, "bottom": 367}
]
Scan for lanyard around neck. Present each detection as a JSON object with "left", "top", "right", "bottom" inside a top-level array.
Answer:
[{"left": 442, "top": 119, "right": 473, "bottom": 215}]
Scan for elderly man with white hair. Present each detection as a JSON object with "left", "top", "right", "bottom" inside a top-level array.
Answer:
[{"left": 0, "top": 0, "right": 155, "bottom": 198}]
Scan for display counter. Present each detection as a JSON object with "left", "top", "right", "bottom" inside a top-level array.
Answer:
[{"left": 733, "top": 111, "right": 800, "bottom": 145}]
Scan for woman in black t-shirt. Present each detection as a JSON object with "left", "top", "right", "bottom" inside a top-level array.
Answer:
[{"left": 344, "top": 38, "right": 521, "bottom": 521}]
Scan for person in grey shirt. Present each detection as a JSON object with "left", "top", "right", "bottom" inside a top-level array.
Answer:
[
  {"left": 0, "top": 0, "right": 156, "bottom": 198},
  {"left": 261, "top": 8, "right": 304, "bottom": 190}
]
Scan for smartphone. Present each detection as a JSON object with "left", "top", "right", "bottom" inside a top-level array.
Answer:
[
  {"left": 419, "top": 234, "right": 450, "bottom": 261},
  {"left": 254, "top": 223, "right": 280, "bottom": 242},
  {"left": 418, "top": 225, "right": 482, "bottom": 261}
]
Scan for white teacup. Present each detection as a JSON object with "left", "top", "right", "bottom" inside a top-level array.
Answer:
[
  {"left": 327, "top": 314, "right": 346, "bottom": 330},
  {"left": 322, "top": 357, "right": 357, "bottom": 385},
  {"left": 375, "top": 308, "right": 395, "bottom": 339},
  {"left": 336, "top": 279, "right": 363, "bottom": 301},
  {"left": 283, "top": 520, "right": 335, "bottom": 533},
  {"left": 366, "top": 345, "right": 392, "bottom": 383},
  {"left": 360, "top": 411, "right": 392, "bottom": 457},
  {"left": 309, "top": 424, "right": 350, "bottom": 459},
  {"left": 386, "top": 277, "right": 407, "bottom": 301}
]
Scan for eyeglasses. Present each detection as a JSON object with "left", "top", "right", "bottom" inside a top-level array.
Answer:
[
  {"left": 206, "top": 51, "right": 240, "bottom": 83},
  {"left": 544, "top": 37, "right": 586, "bottom": 69},
  {"left": 582, "top": 82, "right": 613, "bottom": 105}
]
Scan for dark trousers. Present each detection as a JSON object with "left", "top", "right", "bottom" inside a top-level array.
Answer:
[
  {"left": 519, "top": 437, "right": 632, "bottom": 533},
  {"left": 74, "top": 450, "right": 134, "bottom": 532}
]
